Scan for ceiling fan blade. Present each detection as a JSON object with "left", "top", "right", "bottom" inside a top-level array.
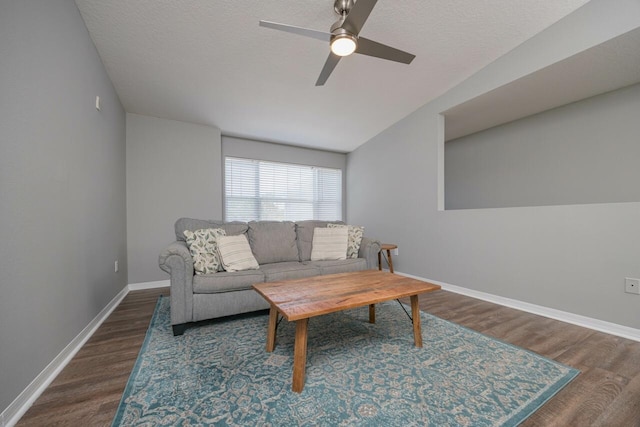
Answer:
[
  {"left": 316, "top": 53, "right": 342, "bottom": 86},
  {"left": 341, "top": 0, "right": 378, "bottom": 35},
  {"left": 259, "top": 20, "right": 331, "bottom": 42},
  {"left": 356, "top": 37, "right": 415, "bottom": 64}
]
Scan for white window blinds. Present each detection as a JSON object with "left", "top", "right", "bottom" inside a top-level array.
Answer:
[{"left": 225, "top": 157, "right": 342, "bottom": 222}]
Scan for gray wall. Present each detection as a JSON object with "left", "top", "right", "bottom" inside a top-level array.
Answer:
[
  {"left": 446, "top": 83, "right": 640, "bottom": 210},
  {"left": 222, "top": 136, "right": 348, "bottom": 220},
  {"left": 0, "top": 0, "right": 127, "bottom": 414},
  {"left": 347, "top": 0, "right": 640, "bottom": 329},
  {"left": 126, "top": 114, "right": 222, "bottom": 284},
  {"left": 126, "top": 128, "right": 347, "bottom": 285}
]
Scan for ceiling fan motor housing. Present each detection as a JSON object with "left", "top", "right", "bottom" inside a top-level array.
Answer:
[
  {"left": 330, "top": 0, "right": 358, "bottom": 56},
  {"left": 331, "top": 0, "right": 358, "bottom": 38}
]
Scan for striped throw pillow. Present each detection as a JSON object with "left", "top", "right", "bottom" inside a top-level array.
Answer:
[
  {"left": 310, "top": 227, "right": 348, "bottom": 261},
  {"left": 327, "top": 223, "right": 364, "bottom": 259},
  {"left": 217, "top": 234, "right": 259, "bottom": 272}
]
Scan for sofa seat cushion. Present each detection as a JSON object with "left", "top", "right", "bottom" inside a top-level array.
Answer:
[
  {"left": 193, "top": 270, "right": 265, "bottom": 294},
  {"left": 305, "top": 258, "right": 367, "bottom": 275},
  {"left": 260, "top": 262, "right": 322, "bottom": 282}
]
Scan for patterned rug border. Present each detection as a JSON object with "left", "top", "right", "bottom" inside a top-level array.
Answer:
[
  {"left": 112, "top": 297, "right": 165, "bottom": 426},
  {"left": 112, "top": 296, "right": 579, "bottom": 426}
]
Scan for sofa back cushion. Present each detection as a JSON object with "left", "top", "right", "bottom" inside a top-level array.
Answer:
[
  {"left": 174, "top": 218, "right": 247, "bottom": 241},
  {"left": 295, "top": 220, "right": 345, "bottom": 262},
  {"left": 248, "top": 221, "right": 299, "bottom": 265}
]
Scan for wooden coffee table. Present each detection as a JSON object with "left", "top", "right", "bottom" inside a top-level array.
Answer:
[{"left": 252, "top": 270, "right": 441, "bottom": 392}]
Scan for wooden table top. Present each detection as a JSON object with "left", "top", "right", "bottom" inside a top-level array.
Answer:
[{"left": 253, "top": 270, "right": 441, "bottom": 321}]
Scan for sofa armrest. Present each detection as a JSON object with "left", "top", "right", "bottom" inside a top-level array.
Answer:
[
  {"left": 359, "top": 237, "right": 381, "bottom": 270},
  {"left": 159, "top": 241, "right": 194, "bottom": 325}
]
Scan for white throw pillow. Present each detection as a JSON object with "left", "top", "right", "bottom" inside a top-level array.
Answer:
[
  {"left": 327, "top": 223, "right": 364, "bottom": 259},
  {"left": 217, "top": 234, "right": 260, "bottom": 272},
  {"left": 310, "top": 227, "right": 348, "bottom": 261}
]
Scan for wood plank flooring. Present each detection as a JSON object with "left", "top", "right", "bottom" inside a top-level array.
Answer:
[
  {"left": 16, "top": 288, "right": 169, "bottom": 427},
  {"left": 17, "top": 287, "right": 640, "bottom": 426}
]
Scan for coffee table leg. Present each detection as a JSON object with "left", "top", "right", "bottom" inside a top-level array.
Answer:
[
  {"left": 266, "top": 305, "right": 278, "bottom": 352},
  {"left": 292, "top": 318, "right": 309, "bottom": 393},
  {"left": 410, "top": 295, "right": 422, "bottom": 347},
  {"left": 369, "top": 304, "right": 375, "bottom": 323}
]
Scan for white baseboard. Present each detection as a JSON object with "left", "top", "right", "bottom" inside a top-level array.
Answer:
[
  {"left": 3, "top": 279, "right": 170, "bottom": 426},
  {"left": 128, "top": 279, "right": 170, "bottom": 291},
  {"left": 2, "top": 285, "right": 130, "bottom": 427},
  {"left": 397, "top": 271, "right": 640, "bottom": 342}
]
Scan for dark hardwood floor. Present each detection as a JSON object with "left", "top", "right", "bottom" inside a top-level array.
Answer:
[{"left": 17, "top": 287, "right": 640, "bottom": 426}]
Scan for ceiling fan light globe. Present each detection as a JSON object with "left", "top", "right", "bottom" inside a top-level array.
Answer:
[{"left": 331, "top": 35, "right": 357, "bottom": 56}]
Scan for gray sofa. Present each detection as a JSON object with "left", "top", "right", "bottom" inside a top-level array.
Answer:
[{"left": 159, "top": 218, "right": 381, "bottom": 335}]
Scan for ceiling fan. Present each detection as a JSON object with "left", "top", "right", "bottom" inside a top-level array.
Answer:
[{"left": 259, "top": 0, "right": 416, "bottom": 86}]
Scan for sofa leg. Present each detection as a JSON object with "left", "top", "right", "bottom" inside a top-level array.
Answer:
[{"left": 172, "top": 323, "right": 187, "bottom": 336}]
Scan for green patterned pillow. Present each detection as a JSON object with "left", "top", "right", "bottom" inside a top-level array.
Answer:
[
  {"left": 183, "top": 228, "right": 226, "bottom": 275},
  {"left": 327, "top": 223, "right": 364, "bottom": 259}
]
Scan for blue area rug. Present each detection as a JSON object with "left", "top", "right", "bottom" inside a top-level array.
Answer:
[{"left": 112, "top": 296, "right": 578, "bottom": 426}]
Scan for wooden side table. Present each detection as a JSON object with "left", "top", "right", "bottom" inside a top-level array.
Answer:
[{"left": 378, "top": 243, "right": 397, "bottom": 273}]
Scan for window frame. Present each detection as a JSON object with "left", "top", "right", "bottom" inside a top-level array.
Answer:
[{"left": 223, "top": 156, "right": 344, "bottom": 222}]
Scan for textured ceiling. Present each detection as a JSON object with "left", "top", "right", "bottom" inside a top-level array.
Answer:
[{"left": 74, "top": 0, "right": 590, "bottom": 152}]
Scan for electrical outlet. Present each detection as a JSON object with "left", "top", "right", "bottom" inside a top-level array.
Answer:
[
  {"left": 114, "top": 260, "right": 119, "bottom": 273},
  {"left": 625, "top": 278, "right": 640, "bottom": 295},
  {"left": 392, "top": 248, "right": 399, "bottom": 256}
]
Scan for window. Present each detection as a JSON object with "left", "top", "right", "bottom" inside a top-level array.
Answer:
[{"left": 225, "top": 157, "right": 342, "bottom": 221}]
